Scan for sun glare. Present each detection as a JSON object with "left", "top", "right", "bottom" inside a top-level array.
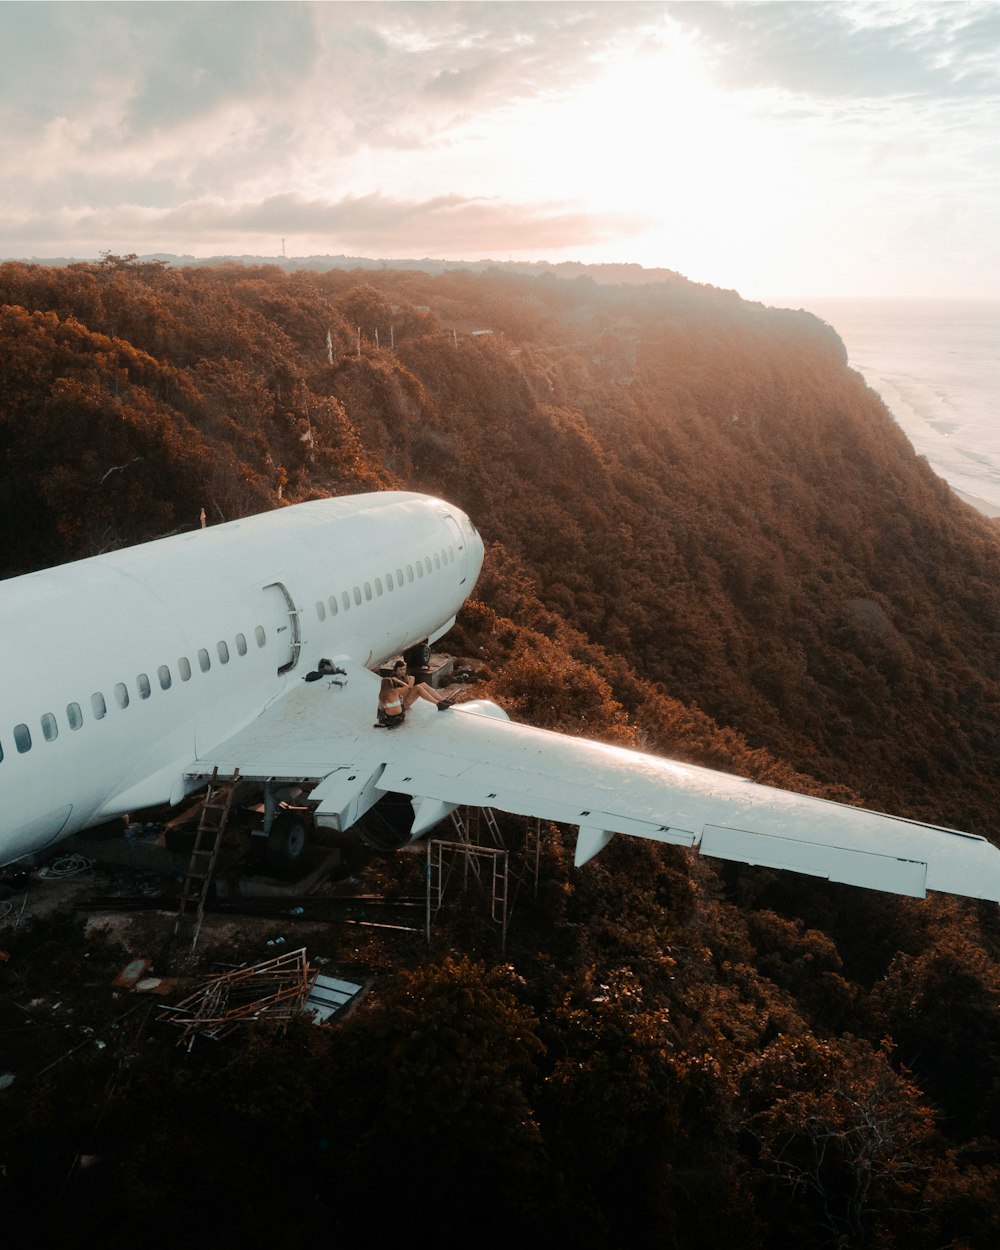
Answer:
[{"left": 483, "top": 43, "right": 805, "bottom": 288}]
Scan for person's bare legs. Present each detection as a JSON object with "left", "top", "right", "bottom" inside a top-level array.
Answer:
[{"left": 401, "top": 683, "right": 452, "bottom": 709}]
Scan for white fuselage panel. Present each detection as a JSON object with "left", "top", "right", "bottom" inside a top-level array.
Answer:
[{"left": 0, "top": 492, "right": 484, "bottom": 863}]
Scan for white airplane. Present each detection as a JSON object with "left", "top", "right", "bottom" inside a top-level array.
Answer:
[{"left": 3, "top": 490, "right": 1000, "bottom": 904}]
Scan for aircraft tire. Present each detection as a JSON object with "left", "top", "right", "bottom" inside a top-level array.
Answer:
[{"left": 267, "top": 812, "right": 309, "bottom": 874}]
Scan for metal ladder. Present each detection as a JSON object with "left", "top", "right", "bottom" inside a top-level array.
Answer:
[{"left": 174, "top": 768, "right": 240, "bottom": 952}]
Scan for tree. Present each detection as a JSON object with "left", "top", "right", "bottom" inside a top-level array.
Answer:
[{"left": 740, "top": 1034, "right": 935, "bottom": 1248}]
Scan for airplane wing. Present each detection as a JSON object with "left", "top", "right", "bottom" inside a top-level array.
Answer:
[{"left": 190, "top": 662, "right": 1000, "bottom": 904}]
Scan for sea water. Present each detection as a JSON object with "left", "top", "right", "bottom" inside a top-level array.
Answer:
[{"left": 788, "top": 299, "right": 1000, "bottom": 516}]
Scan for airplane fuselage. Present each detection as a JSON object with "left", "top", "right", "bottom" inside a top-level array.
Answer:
[{"left": 0, "top": 492, "right": 484, "bottom": 865}]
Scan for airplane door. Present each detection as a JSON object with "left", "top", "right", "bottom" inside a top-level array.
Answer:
[{"left": 262, "top": 582, "right": 301, "bottom": 674}]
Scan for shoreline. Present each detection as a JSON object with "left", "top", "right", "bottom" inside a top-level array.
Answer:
[{"left": 953, "top": 487, "right": 1000, "bottom": 519}]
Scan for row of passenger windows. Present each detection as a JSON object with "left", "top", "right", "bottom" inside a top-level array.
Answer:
[
  {"left": 0, "top": 626, "right": 268, "bottom": 763},
  {"left": 2, "top": 544, "right": 458, "bottom": 764},
  {"left": 314, "top": 545, "right": 456, "bottom": 622}
]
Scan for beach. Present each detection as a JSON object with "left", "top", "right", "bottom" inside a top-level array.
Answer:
[{"left": 793, "top": 298, "right": 1000, "bottom": 519}]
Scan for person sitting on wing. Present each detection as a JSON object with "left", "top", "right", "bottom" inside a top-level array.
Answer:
[{"left": 377, "top": 660, "right": 453, "bottom": 727}]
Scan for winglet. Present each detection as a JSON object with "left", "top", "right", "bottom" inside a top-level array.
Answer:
[{"left": 575, "top": 825, "right": 616, "bottom": 866}]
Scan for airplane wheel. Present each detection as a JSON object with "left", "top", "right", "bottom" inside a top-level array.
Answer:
[{"left": 267, "top": 812, "right": 309, "bottom": 874}]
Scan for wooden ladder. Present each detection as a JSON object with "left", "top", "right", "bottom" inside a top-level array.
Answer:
[{"left": 174, "top": 768, "right": 240, "bottom": 952}]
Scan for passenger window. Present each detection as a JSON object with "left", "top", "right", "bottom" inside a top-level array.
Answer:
[
  {"left": 386, "top": 572, "right": 393, "bottom": 591},
  {"left": 416, "top": 561, "right": 423, "bottom": 578},
  {"left": 115, "top": 682, "right": 130, "bottom": 709},
  {"left": 328, "top": 596, "right": 338, "bottom": 617},
  {"left": 158, "top": 665, "right": 172, "bottom": 690},
  {"left": 218, "top": 641, "right": 230, "bottom": 664},
  {"left": 137, "top": 674, "right": 151, "bottom": 699},
  {"left": 14, "top": 723, "right": 31, "bottom": 753},
  {"left": 396, "top": 567, "right": 404, "bottom": 584},
  {"left": 425, "top": 557, "right": 433, "bottom": 574},
  {"left": 198, "top": 648, "right": 211, "bottom": 672},
  {"left": 236, "top": 633, "right": 247, "bottom": 656},
  {"left": 41, "top": 713, "right": 58, "bottom": 742},
  {"left": 434, "top": 552, "right": 441, "bottom": 569},
  {"left": 316, "top": 600, "right": 326, "bottom": 621},
  {"left": 375, "top": 577, "right": 383, "bottom": 596},
  {"left": 178, "top": 657, "right": 192, "bottom": 681},
  {"left": 364, "top": 582, "right": 372, "bottom": 601},
  {"left": 341, "top": 591, "right": 351, "bottom": 611},
  {"left": 67, "top": 702, "right": 83, "bottom": 730},
  {"left": 255, "top": 626, "right": 266, "bottom": 648},
  {"left": 406, "top": 565, "right": 414, "bottom": 582},
  {"left": 91, "top": 693, "right": 107, "bottom": 720},
  {"left": 353, "top": 586, "right": 362, "bottom": 606}
]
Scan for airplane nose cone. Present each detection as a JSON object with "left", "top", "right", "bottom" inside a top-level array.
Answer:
[
  {"left": 469, "top": 525, "right": 485, "bottom": 582},
  {"left": 454, "top": 508, "right": 485, "bottom": 586}
]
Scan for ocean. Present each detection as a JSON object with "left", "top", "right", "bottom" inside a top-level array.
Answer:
[{"left": 787, "top": 299, "right": 1000, "bottom": 517}]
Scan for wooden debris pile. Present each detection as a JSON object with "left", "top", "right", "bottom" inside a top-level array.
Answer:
[{"left": 158, "top": 946, "right": 315, "bottom": 1048}]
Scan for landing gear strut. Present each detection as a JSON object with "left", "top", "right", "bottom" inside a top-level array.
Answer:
[{"left": 257, "top": 782, "right": 311, "bottom": 875}]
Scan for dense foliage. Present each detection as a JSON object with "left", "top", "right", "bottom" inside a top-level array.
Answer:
[{"left": 3, "top": 257, "right": 1000, "bottom": 1246}]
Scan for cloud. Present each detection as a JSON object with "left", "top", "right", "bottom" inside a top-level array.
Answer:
[
  {"left": 123, "top": 2, "right": 319, "bottom": 132},
  {"left": 668, "top": 1, "right": 1000, "bottom": 100},
  {"left": 1, "top": 189, "right": 655, "bottom": 259},
  {"left": 229, "top": 190, "right": 655, "bottom": 252},
  {"left": 1, "top": 2, "right": 997, "bottom": 294}
]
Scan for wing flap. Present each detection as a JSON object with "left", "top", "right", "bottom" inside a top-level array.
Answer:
[{"left": 700, "top": 824, "right": 929, "bottom": 897}]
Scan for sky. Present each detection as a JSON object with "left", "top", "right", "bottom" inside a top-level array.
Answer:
[{"left": 1, "top": 0, "right": 998, "bottom": 300}]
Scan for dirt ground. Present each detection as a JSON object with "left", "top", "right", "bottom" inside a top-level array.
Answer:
[
  {"left": 0, "top": 806, "right": 526, "bottom": 1035},
  {"left": 0, "top": 826, "right": 447, "bottom": 1079}
]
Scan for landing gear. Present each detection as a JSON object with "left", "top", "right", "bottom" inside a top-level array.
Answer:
[
  {"left": 267, "top": 811, "right": 309, "bottom": 874},
  {"left": 253, "top": 781, "right": 311, "bottom": 876}
]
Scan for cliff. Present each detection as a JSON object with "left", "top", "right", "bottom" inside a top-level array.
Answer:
[
  {"left": 3, "top": 257, "right": 1000, "bottom": 1247},
  {"left": 3, "top": 256, "right": 998, "bottom": 828}
]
